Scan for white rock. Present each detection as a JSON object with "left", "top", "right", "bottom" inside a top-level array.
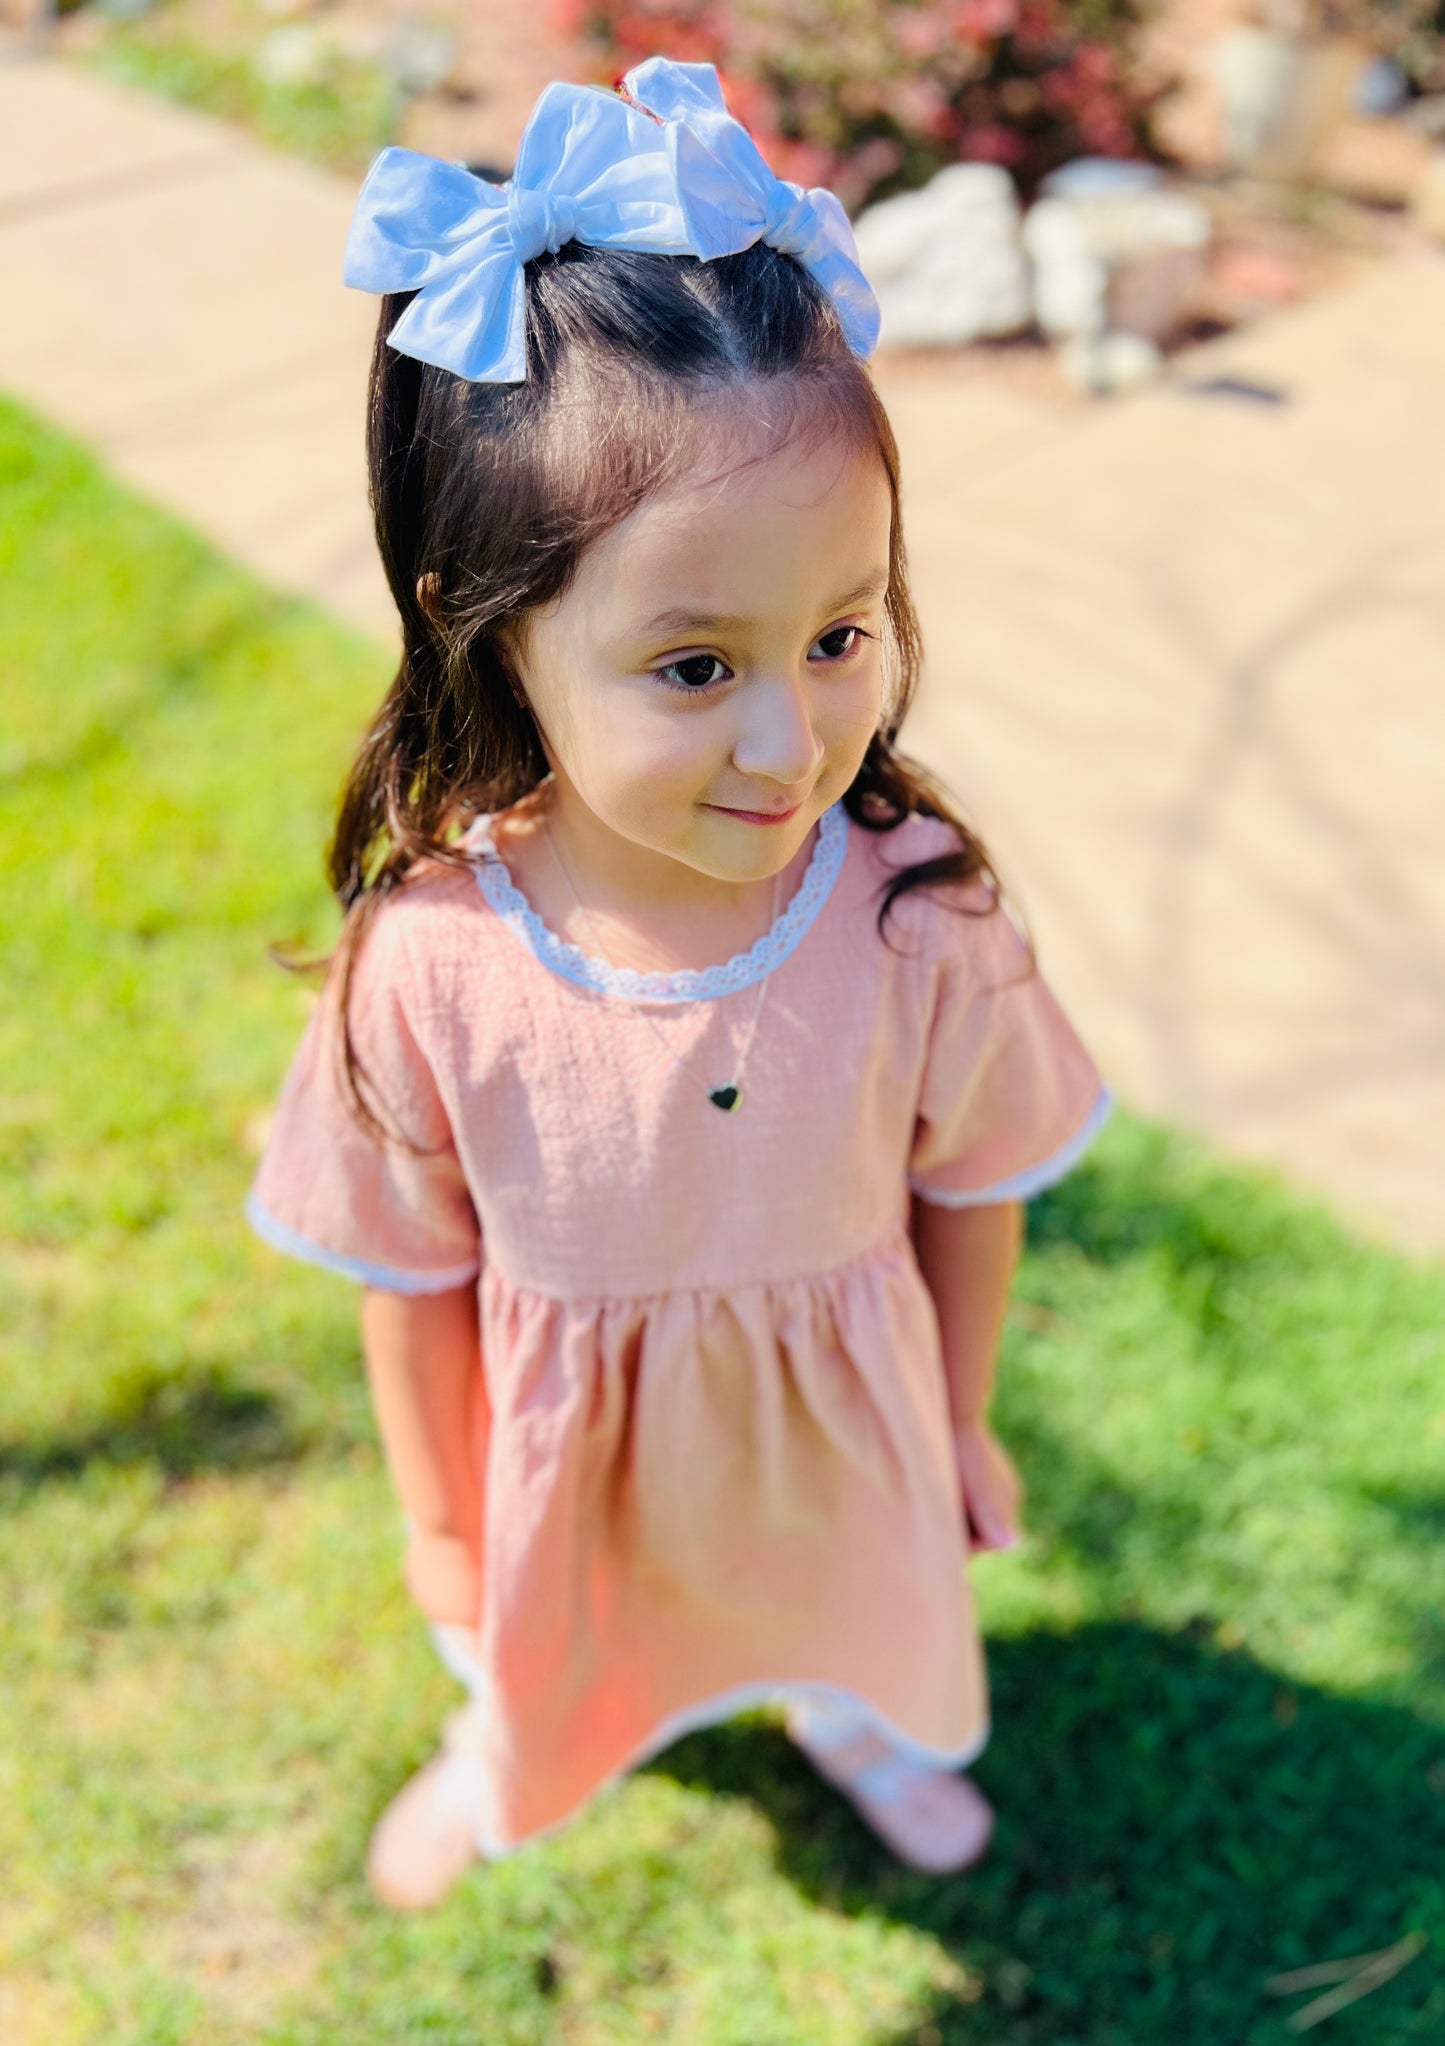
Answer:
[
  {"left": 1023, "top": 204, "right": 1109, "bottom": 337},
  {"left": 1038, "top": 156, "right": 1164, "bottom": 201},
  {"left": 1023, "top": 186, "right": 1211, "bottom": 342},
  {"left": 1209, "top": 25, "right": 1364, "bottom": 180},
  {"left": 1211, "top": 25, "right": 1306, "bottom": 171},
  {"left": 1059, "top": 330, "right": 1162, "bottom": 396},
  {"left": 254, "top": 24, "right": 330, "bottom": 88},
  {"left": 385, "top": 19, "right": 459, "bottom": 98},
  {"left": 852, "top": 163, "right": 1031, "bottom": 348}
]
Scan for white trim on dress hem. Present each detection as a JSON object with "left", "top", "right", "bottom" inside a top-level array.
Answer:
[
  {"left": 244, "top": 1190, "right": 480, "bottom": 1294},
  {"left": 909, "top": 1083, "right": 1116, "bottom": 1208},
  {"left": 465, "top": 799, "right": 849, "bottom": 1005},
  {"left": 427, "top": 1622, "right": 991, "bottom": 1862}
]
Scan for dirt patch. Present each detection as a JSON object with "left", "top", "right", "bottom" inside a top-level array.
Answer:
[
  {"left": 157, "top": 1821, "right": 327, "bottom": 2029},
  {"left": 0, "top": 1972, "right": 91, "bottom": 2046}
]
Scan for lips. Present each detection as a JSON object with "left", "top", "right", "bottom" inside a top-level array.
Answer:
[{"left": 706, "top": 801, "right": 802, "bottom": 824}]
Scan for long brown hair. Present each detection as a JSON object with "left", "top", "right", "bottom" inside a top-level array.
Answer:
[{"left": 315, "top": 236, "right": 1025, "bottom": 1136}]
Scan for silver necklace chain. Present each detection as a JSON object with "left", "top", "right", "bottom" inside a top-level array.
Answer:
[{"left": 542, "top": 817, "right": 781, "bottom": 1113}]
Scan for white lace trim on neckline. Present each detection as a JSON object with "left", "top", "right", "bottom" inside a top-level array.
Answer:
[{"left": 466, "top": 800, "right": 849, "bottom": 1004}]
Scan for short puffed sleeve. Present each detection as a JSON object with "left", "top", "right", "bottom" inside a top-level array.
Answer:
[
  {"left": 245, "top": 900, "right": 481, "bottom": 1293},
  {"left": 909, "top": 878, "right": 1114, "bottom": 1207}
]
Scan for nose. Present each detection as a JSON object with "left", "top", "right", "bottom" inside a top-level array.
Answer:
[{"left": 730, "top": 667, "right": 825, "bottom": 788}]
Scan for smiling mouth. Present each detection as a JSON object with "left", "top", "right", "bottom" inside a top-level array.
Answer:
[{"left": 705, "top": 800, "right": 804, "bottom": 825}]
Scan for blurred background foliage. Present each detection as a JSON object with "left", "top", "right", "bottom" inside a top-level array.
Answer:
[
  {"left": 38, "top": 0, "right": 1445, "bottom": 206},
  {"left": 565, "top": 0, "right": 1168, "bottom": 204},
  {"left": 86, "top": 15, "right": 399, "bottom": 169}
]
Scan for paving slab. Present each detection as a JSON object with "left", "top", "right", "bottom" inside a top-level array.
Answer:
[
  {"left": 0, "top": 49, "right": 244, "bottom": 210},
  {"left": 0, "top": 53, "right": 393, "bottom": 638},
  {"left": 2, "top": 51, "right": 1442, "bottom": 1257},
  {"left": 888, "top": 258, "right": 1445, "bottom": 1256}
]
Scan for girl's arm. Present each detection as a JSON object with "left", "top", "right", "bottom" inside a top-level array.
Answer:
[
  {"left": 909, "top": 1195, "right": 1026, "bottom": 1550},
  {"left": 360, "top": 1284, "right": 490, "bottom": 1627}
]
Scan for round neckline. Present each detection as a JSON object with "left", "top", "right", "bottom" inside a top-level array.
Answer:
[{"left": 465, "top": 800, "right": 850, "bottom": 1004}]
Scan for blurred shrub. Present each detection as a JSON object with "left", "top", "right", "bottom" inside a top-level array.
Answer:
[
  {"left": 561, "top": 0, "right": 1173, "bottom": 207},
  {"left": 75, "top": 0, "right": 398, "bottom": 176}
]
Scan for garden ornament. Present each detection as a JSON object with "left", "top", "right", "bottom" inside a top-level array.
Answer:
[{"left": 342, "top": 56, "right": 880, "bottom": 384}]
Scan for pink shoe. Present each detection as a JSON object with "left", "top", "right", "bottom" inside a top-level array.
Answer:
[
  {"left": 784, "top": 1705, "right": 995, "bottom": 1875},
  {"left": 365, "top": 1708, "right": 494, "bottom": 1912}
]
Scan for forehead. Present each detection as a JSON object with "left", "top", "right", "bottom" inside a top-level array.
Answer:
[{"left": 570, "top": 421, "right": 893, "bottom": 625}]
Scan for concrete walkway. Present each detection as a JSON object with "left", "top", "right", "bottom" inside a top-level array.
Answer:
[
  {"left": 0, "top": 55, "right": 388, "bottom": 633},
  {"left": 892, "top": 289, "right": 1445, "bottom": 1259},
  {"left": 3, "top": 51, "right": 1443, "bottom": 1259}
]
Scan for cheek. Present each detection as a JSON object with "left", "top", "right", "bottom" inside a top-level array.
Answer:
[
  {"left": 818, "top": 652, "right": 887, "bottom": 742},
  {"left": 561, "top": 684, "right": 725, "bottom": 809}
]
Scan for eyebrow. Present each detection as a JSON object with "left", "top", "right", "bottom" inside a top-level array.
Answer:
[{"left": 640, "top": 572, "right": 889, "bottom": 640}]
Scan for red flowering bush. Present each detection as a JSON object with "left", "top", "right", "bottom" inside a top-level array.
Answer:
[{"left": 558, "top": 0, "right": 1172, "bottom": 209}]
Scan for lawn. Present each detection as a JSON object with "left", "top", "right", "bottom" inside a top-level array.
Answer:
[{"left": 1, "top": 387, "right": 1443, "bottom": 2045}]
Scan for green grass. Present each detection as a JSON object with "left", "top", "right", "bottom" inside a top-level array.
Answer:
[
  {"left": 2, "top": 384, "right": 1444, "bottom": 2044},
  {"left": 77, "top": 0, "right": 398, "bottom": 177}
]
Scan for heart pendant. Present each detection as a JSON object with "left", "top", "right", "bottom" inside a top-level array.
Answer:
[{"left": 709, "top": 1084, "right": 742, "bottom": 1112}]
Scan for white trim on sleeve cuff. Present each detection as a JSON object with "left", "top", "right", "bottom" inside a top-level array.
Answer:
[
  {"left": 244, "top": 1190, "right": 480, "bottom": 1294},
  {"left": 909, "top": 1083, "right": 1116, "bottom": 1209}
]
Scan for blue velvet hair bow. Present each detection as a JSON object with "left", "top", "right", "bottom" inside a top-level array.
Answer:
[{"left": 343, "top": 56, "right": 880, "bottom": 383}]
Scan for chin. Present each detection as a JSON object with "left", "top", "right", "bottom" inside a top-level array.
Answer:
[{"left": 702, "top": 809, "right": 817, "bottom": 872}]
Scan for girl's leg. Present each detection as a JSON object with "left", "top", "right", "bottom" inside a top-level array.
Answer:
[
  {"left": 365, "top": 1624, "right": 506, "bottom": 1912},
  {"left": 781, "top": 1686, "right": 995, "bottom": 1875}
]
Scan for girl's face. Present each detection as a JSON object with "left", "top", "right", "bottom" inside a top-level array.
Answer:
[{"left": 509, "top": 417, "right": 893, "bottom": 892}]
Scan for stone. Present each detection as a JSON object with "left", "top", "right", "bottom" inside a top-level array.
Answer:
[
  {"left": 385, "top": 19, "right": 460, "bottom": 99},
  {"left": 1109, "top": 240, "right": 1208, "bottom": 345},
  {"left": 253, "top": 24, "right": 330, "bottom": 89},
  {"left": 851, "top": 163, "right": 1031, "bottom": 349},
  {"left": 1058, "top": 329, "right": 1162, "bottom": 397},
  {"left": 1208, "top": 25, "right": 1366, "bottom": 181},
  {"left": 1037, "top": 156, "right": 1164, "bottom": 202},
  {"left": 1023, "top": 186, "right": 1212, "bottom": 344}
]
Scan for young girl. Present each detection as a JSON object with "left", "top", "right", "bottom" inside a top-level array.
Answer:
[{"left": 246, "top": 57, "right": 1114, "bottom": 1911}]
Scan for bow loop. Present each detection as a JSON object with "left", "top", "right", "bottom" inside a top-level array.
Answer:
[
  {"left": 343, "top": 58, "right": 880, "bottom": 381},
  {"left": 623, "top": 57, "right": 880, "bottom": 357}
]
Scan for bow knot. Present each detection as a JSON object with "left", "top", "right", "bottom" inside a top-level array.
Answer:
[
  {"left": 343, "top": 58, "right": 879, "bottom": 382},
  {"left": 761, "top": 182, "right": 825, "bottom": 265},
  {"left": 508, "top": 184, "right": 581, "bottom": 262}
]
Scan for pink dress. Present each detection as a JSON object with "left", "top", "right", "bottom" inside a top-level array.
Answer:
[{"left": 246, "top": 801, "right": 1112, "bottom": 1852}]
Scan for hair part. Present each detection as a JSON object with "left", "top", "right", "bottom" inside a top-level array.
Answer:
[{"left": 298, "top": 237, "right": 1030, "bottom": 1140}]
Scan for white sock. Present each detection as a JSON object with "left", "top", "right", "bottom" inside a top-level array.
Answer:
[{"left": 785, "top": 1687, "right": 880, "bottom": 1750}]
